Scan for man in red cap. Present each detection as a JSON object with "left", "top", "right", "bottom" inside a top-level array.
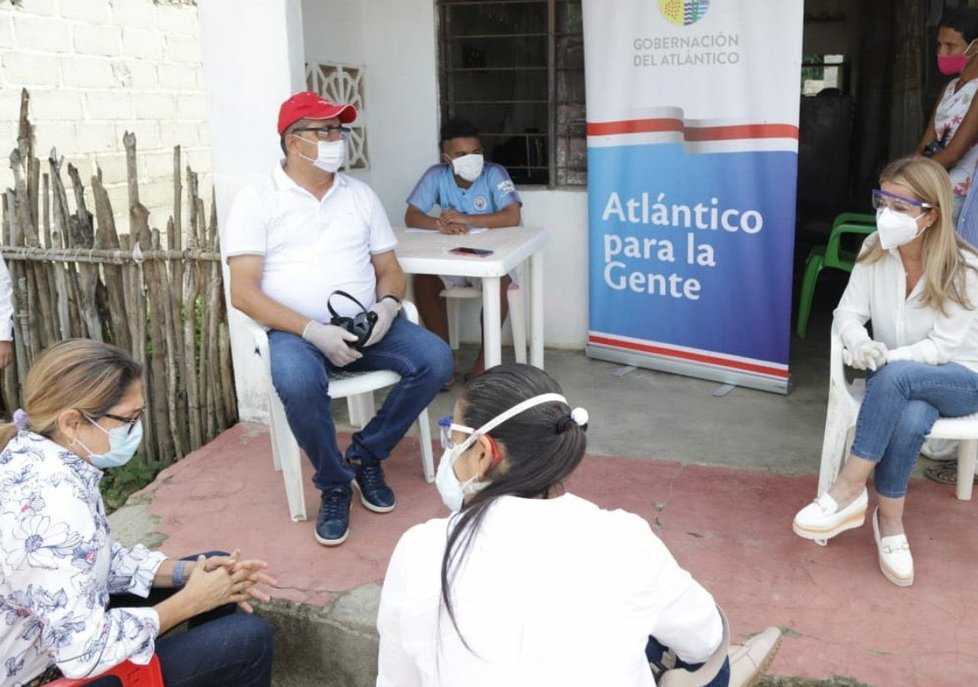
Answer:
[{"left": 224, "top": 92, "right": 452, "bottom": 546}]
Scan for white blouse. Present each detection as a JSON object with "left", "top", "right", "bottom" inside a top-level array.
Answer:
[
  {"left": 835, "top": 237, "right": 978, "bottom": 372},
  {"left": 0, "top": 431, "right": 166, "bottom": 686},
  {"left": 377, "top": 493, "right": 722, "bottom": 687}
]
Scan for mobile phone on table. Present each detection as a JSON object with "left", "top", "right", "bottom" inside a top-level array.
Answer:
[{"left": 449, "top": 247, "right": 494, "bottom": 257}]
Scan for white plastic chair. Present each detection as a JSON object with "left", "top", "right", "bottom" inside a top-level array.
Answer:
[
  {"left": 246, "top": 301, "right": 435, "bottom": 522},
  {"left": 441, "top": 266, "right": 526, "bottom": 363},
  {"left": 817, "top": 324, "right": 978, "bottom": 511}
]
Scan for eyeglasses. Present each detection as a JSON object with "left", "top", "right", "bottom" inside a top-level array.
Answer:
[
  {"left": 871, "top": 189, "right": 933, "bottom": 217},
  {"left": 292, "top": 125, "right": 351, "bottom": 141},
  {"left": 99, "top": 407, "right": 145, "bottom": 436},
  {"left": 438, "top": 416, "right": 474, "bottom": 450}
]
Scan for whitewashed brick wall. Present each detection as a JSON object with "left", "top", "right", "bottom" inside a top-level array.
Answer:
[{"left": 0, "top": 0, "right": 211, "bottom": 237}]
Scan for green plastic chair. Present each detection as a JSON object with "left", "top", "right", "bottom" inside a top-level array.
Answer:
[{"left": 795, "top": 212, "right": 876, "bottom": 338}]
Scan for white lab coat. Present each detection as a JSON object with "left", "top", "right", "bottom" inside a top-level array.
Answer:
[{"left": 377, "top": 493, "right": 722, "bottom": 687}]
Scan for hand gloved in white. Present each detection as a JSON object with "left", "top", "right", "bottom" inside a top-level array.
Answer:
[
  {"left": 885, "top": 347, "right": 913, "bottom": 363},
  {"left": 843, "top": 340, "right": 888, "bottom": 371},
  {"left": 302, "top": 321, "right": 362, "bottom": 367},
  {"left": 364, "top": 298, "right": 399, "bottom": 347}
]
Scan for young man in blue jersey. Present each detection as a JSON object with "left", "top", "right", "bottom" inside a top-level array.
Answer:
[{"left": 405, "top": 120, "right": 522, "bottom": 385}]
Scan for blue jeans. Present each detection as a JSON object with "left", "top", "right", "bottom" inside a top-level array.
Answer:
[
  {"left": 850, "top": 360, "right": 978, "bottom": 498},
  {"left": 268, "top": 317, "right": 452, "bottom": 490},
  {"left": 646, "top": 636, "right": 730, "bottom": 686},
  {"left": 96, "top": 552, "right": 274, "bottom": 687}
]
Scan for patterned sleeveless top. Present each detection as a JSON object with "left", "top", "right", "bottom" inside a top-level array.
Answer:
[{"left": 935, "top": 76, "right": 978, "bottom": 198}]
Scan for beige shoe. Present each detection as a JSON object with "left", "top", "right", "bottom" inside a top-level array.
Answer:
[{"left": 728, "top": 626, "right": 782, "bottom": 687}]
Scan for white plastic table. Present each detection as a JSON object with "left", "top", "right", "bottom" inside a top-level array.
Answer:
[{"left": 394, "top": 226, "right": 549, "bottom": 369}]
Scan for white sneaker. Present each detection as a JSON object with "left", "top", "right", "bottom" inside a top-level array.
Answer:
[
  {"left": 872, "top": 507, "right": 913, "bottom": 587},
  {"left": 793, "top": 488, "right": 868, "bottom": 541},
  {"left": 728, "top": 626, "right": 782, "bottom": 687}
]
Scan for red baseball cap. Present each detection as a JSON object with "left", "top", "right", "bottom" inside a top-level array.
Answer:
[{"left": 277, "top": 91, "right": 357, "bottom": 134}]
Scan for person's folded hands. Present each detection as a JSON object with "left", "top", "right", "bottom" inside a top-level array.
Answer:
[
  {"left": 302, "top": 321, "right": 362, "bottom": 366},
  {"left": 844, "top": 340, "right": 888, "bottom": 371}
]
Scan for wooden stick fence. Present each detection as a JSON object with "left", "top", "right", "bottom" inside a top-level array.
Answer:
[{"left": 0, "top": 88, "right": 237, "bottom": 466}]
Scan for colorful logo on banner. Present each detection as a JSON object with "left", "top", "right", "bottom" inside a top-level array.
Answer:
[{"left": 658, "top": 0, "right": 710, "bottom": 26}]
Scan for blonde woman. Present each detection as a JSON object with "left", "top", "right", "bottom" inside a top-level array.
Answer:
[
  {"left": 793, "top": 156, "right": 978, "bottom": 587},
  {"left": 0, "top": 340, "right": 275, "bottom": 687}
]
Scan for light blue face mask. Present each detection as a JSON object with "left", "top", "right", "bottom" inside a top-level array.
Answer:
[{"left": 76, "top": 415, "right": 144, "bottom": 469}]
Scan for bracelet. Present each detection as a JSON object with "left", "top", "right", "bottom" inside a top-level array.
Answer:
[
  {"left": 171, "top": 560, "right": 188, "bottom": 588},
  {"left": 380, "top": 294, "right": 402, "bottom": 310}
]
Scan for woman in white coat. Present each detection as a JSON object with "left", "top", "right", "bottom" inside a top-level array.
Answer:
[{"left": 377, "top": 363, "right": 779, "bottom": 686}]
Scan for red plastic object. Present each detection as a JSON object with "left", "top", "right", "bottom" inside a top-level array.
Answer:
[{"left": 44, "top": 655, "right": 163, "bottom": 686}]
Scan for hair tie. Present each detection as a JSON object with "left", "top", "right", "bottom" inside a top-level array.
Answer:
[
  {"left": 555, "top": 407, "right": 589, "bottom": 433},
  {"left": 12, "top": 409, "right": 29, "bottom": 430}
]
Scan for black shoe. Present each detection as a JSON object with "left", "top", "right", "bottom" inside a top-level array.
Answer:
[
  {"left": 315, "top": 485, "right": 352, "bottom": 546},
  {"left": 352, "top": 457, "right": 396, "bottom": 513}
]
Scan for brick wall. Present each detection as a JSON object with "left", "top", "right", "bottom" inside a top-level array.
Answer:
[{"left": 0, "top": 0, "right": 212, "bottom": 236}]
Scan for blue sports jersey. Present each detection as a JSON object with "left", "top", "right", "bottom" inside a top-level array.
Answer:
[{"left": 406, "top": 162, "right": 522, "bottom": 217}]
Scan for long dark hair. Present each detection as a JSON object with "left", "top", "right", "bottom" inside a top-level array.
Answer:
[{"left": 439, "top": 364, "right": 588, "bottom": 648}]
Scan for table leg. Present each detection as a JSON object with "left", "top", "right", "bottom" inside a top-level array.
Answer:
[
  {"left": 530, "top": 251, "right": 544, "bottom": 368},
  {"left": 482, "top": 276, "right": 502, "bottom": 369}
]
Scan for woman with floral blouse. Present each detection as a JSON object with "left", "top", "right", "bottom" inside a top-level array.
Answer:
[{"left": 0, "top": 339, "right": 275, "bottom": 687}]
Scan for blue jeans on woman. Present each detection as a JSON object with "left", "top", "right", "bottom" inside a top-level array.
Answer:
[
  {"left": 268, "top": 316, "right": 452, "bottom": 490},
  {"left": 646, "top": 636, "right": 730, "bottom": 686},
  {"left": 94, "top": 552, "right": 273, "bottom": 687},
  {"left": 850, "top": 360, "right": 978, "bottom": 498}
]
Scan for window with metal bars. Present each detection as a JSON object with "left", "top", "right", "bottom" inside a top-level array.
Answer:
[{"left": 438, "top": 0, "right": 586, "bottom": 187}]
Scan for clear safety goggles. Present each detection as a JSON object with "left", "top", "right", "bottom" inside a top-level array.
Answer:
[
  {"left": 438, "top": 416, "right": 474, "bottom": 451},
  {"left": 871, "top": 189, "right": 932, "bottom": 217}
]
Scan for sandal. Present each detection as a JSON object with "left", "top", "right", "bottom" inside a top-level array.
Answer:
[{"left": 924, "top": 459, "right": 978, "bottom": 486}]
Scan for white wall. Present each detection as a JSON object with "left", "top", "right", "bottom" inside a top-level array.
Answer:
[
  {"left": 303, "top": 0, "right": 590, "bottom": 348},
  {"left": 0, "top": 0, "right": 210, "bottom": 234},
  {"left": 200, "top": 0, "right": 306, "bottom": 420}
]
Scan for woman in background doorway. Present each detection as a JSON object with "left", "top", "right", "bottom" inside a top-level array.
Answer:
[{"left": 916, "top": 6, "right": 978, "bottom": 230}]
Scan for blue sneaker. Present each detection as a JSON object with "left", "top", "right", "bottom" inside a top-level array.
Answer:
[
  {"left": 352, "top": 457, "right": 396, "bottom": 513},
  {"left": 315, "top": 485, "right": 352, "bottom": 546}
]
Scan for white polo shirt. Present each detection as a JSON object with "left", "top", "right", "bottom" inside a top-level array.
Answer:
[{"left": 223, "top": 163, "right": 398, "bottom": 322}]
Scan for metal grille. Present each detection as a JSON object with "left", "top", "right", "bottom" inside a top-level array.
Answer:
[
  {"left": 305, "top": 63, "right": 369, "bottom": 170},
  {"left": 438, "top": 0, "right": 586, "bottom": 187}
]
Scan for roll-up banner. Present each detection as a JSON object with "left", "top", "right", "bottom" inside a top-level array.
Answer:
[{"left": 582, "top": 0, "right": 803, "bottom": 394}]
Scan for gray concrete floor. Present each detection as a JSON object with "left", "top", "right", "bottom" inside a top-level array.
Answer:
[{"left": 334, "top": 297, "right": 840, "bottom": 478}]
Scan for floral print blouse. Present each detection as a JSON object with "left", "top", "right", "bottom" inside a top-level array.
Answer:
[
  {"left": 935, "top": 76, "right": 978, "bottom": 199},
  {"left": 0, "top": 431, "right": 166, "bottom": 686}
]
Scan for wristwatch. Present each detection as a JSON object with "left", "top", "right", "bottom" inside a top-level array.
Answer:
[{"left": 380, "top": 294, "right": 402, "bottom": 311}]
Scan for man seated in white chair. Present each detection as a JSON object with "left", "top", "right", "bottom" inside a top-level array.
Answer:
[
  {"left": 405, "top": 119, "right": 522, "bottom": 386},
  {"left": 225, "top": 92, "right": 453, "bottom": 547}
]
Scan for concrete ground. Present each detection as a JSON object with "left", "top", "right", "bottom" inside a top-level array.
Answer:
[{"left": 108, "top": 292, "right": 978, "bottom": 686}]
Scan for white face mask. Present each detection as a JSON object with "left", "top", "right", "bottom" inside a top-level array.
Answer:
[
  {"left": 451, "top": 153, "right": 484, "bottom": 182},
  {"left": 435, "top": 446, "right": 484, "bottom": 512},
  {"left": 75, "top": 416, "right": 144, "bottom": 470},
  {"left": 298, "top": 138, "right": 346, "bottom": 173},
  {"left": 434, "top": 393, "right": 568, "bottom": 512},
  {"left": 876, "top": 207, "right": 925, "bottom": 250}
]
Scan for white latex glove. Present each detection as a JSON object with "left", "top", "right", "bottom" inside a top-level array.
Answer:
[
  {"left": 302, "top": 321, "right": 362, "bottom": 367},
  {"left": 364, "top": 298, "right": 399, "bottom": 347},
  {"left": 843, "top": 340, "right": 888, "bottom": 371},
  {"left": 886, "top": 347, "right": 913, "bottom": 363}
]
